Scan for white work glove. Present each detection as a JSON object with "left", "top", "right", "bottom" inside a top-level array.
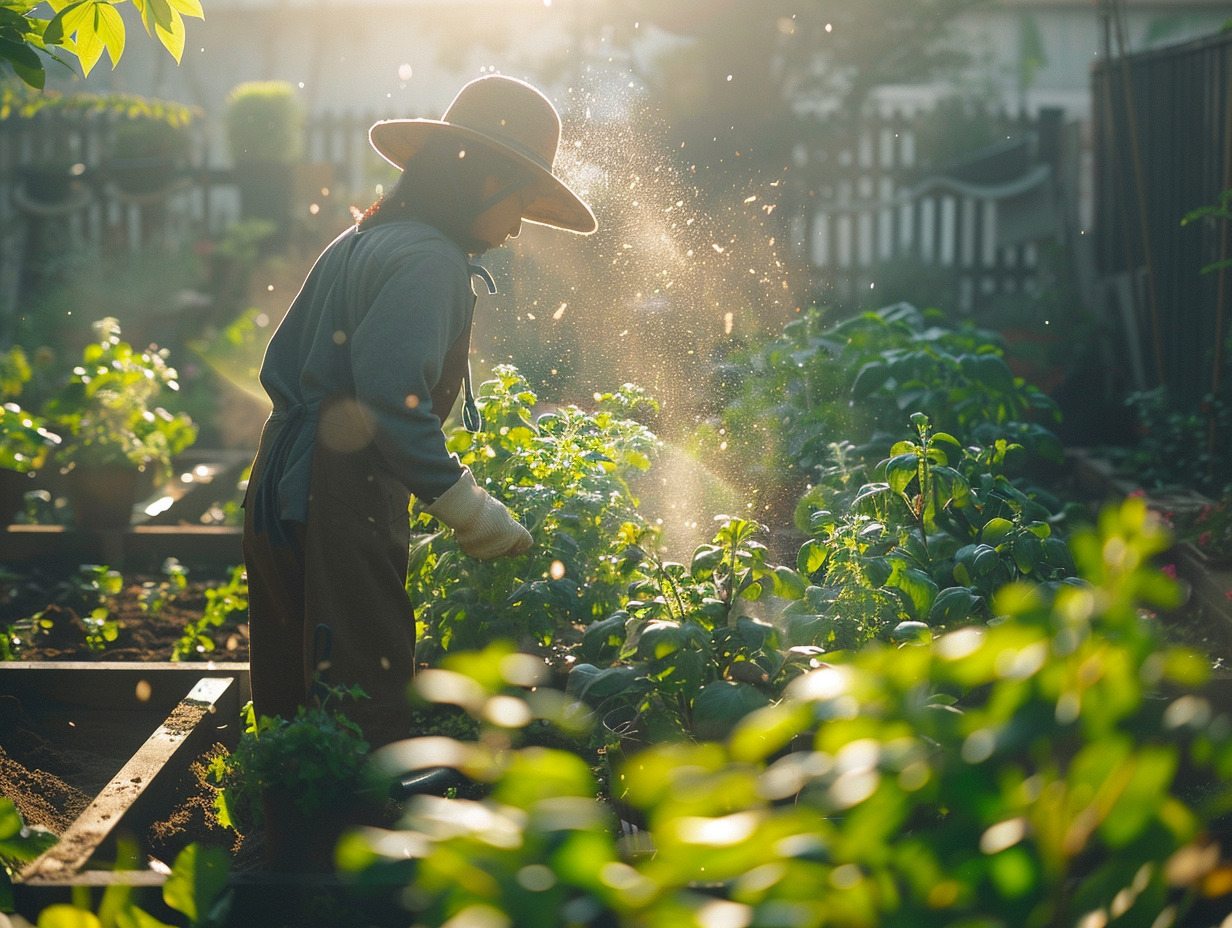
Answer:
[{"left": 425, "top": 469, "right": 532, "bottom": 560}]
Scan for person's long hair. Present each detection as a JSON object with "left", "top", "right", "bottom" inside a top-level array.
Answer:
[{"left": 357, "top": 134, "right": 531, "bottom": 254}]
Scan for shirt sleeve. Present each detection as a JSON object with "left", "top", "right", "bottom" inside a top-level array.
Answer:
[{"left": 348, "top": 242, "right": 471, "bottom": 502}]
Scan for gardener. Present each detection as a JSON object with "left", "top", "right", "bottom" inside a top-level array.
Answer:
[{"left": 242, "top": 75, "right": 596, "bottom": 751}]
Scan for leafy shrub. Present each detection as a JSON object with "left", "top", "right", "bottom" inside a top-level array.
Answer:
[
  {"left": 411, "top": 366, "right": 661, "bottom": 661},
  {"left": 787, "top": 412, "right": 1076, "bottom": 650},
  {"left": 709, "top": 302, "right": 1062, "bottom": 507},
  {"left": 171, "top": 563, "right": 248, "bottom": 662},
  {"left": 223, "top": 80, "right": 303, "bottom": 165}
]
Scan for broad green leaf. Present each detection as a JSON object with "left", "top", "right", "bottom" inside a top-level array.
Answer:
[
  {"left": 166, "top": 0, "right": 203, "bottom": 17},
  {"left": 690, "top": 680, "right": 770, "bottom": 742},
  {"left": 638, "top": 620, "right": 686, "bottom": 660},
  {"left": 0, "top": 34, "right": 46, "bottom": 87},
  {"left": 162, "top": 844, "right": 230, "bottom": 921},
  {"left": 929, "top": 586, "right": 982, "bottom": 625},
  {"left": 93, "top": 1, "right": 124, "bottom": 65},
  {"left": 566, "top": 664, "right": 642, "bottom": 703},
  {"left": 153, "top": 5, "right": 184, "bottom": 63},
  {"left": 887, "top": 561, "right": 938, "bottom": 617},
  {"left": 851, "top": 360, "right": 891, "bottom": 399},
  {"left": 798, "top": 540, "right": 829, "bottom": 576},
  {"left": 115, "top": 905, "right": 176, "bottom": 928},
  {"left": 981, "top": 517, "right": 1015, "bottom": 546},
  {"left": 890, "top": 620, "right": 931, "bottom": 644},
  {"left": 770, "top": 565, "right": 806, "bottom": 600},
  {"left": 0, "top": 798, "right": 20, "bottom": 839},
  {"left": 863, "top": 556, "right": 893, "bottom": 589},
  {"left": 580, "top": 613, "right": 627, "bottom": 663},
  {"left": 885, "top": 453, "right": 919, "bottom": 493},
  {"left": 41, "top": 0, "right": 87, "bottom": 45},
  {"left": 691, "top": 543, "right": 724, "bottom": 573}
]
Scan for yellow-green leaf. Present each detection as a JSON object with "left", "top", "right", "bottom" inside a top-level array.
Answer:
[
  {"left": 74, "top": 14, "right": 104, "bottom": 74},
  {"left": 153, "top": 5, "right": 184, "bottom": 63},
  {"left": 36, "top": 905, "right": 102, "bottom": 928},
  {"left": 94, "top": 2, "right": 125, "bottom": 66},
  {"left": 166, "top": 0, "right": 203, "bottom": 20}
]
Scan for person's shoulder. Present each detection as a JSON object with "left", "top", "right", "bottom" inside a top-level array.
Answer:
[{"left": 363, "top": 220, "right": 468, "bottom": 268}]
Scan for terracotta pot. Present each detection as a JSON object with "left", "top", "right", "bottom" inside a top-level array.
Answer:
[{"left": 62, "top": 465, "right": 145, "bottom": 530}]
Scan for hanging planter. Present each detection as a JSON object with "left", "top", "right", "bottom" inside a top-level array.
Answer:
[{"left": 12, "top": 163, "right": 93, "bottom": 216}]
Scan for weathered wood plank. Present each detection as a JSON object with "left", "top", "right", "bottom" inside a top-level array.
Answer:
[
  {"left": 0, "top": 662, "right": 250, "bottom": 711},
  {"left": 19, "top": 676, "right": 236, "bottom": 882},
  {"left": 0, "top": 524, "right": 243, "bottom": 569}
]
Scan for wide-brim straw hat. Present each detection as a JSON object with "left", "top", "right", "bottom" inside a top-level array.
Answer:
[{"left": 369, "top": 75, "right": 597, "bottom": 234}]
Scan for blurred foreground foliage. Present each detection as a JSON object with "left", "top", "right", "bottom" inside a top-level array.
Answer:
[{"left": 350, "top": 497, "right": 1232, "bottom": 928}]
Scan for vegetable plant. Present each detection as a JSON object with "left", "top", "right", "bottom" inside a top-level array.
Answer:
[
  {"left": 2, "top": 809, "right": 230, "bottom": 928},
  {"left": 411, "top": 366, "right": 661, "bottom": 662},
  {"left": 0, "top": 346, "right": 59, "bottom": 475},
  {"left": 789, "top": 412, "right": 1076, "bottom": 650},
  {"left": 707, "top": 302, "right": 1063, "bottom": 520},
  {"left": 209, "top": 682, "right": 371, "bottom": 834},
  {"left": 171, "top": 563, "right": 248, "bottom": 661},
  {"left": 567, "top": 516, "right": 809, "bottom": 747}
]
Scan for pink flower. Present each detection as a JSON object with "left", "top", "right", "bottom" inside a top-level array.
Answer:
[
  {"left": 1129, "top": 488, "right": 1147, "bottom": 499},
  {"left": 1226, "top": 589, "right": 1232, "bottom": 601},
  {"left": 1200, "top": 532, "right": 1212, "bottom": 548},
  {"left": 1161, "top": 564, "right": 1177, "bottom": 579}
]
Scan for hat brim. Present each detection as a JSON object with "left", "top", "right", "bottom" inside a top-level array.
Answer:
[{"left": 369, "top": 119, "right": 597, "bottom": 235}]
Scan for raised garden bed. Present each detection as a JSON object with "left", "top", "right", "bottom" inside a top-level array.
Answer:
[{"left": 3, "top": 665, "right": 244, "bottom": 895}]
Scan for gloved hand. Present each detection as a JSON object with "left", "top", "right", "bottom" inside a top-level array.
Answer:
[{"left": 425, "top": 469, "right": 532, "bottom": 560}]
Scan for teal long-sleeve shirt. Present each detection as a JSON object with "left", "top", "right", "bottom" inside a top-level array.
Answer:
[{"left": 256, "top": 219, "right": 478, "bottom": 525}]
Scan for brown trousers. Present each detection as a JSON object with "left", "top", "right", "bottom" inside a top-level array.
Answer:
[{"left": 242, "top": 410, "right": 417, "bottom": 750}]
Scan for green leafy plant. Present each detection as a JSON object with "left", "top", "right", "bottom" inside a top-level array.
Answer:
[
  {"left": 1117, "top": 385, "right": 1232, "bottom": 495},
  {"left": 3, "top": 819, "right": 230, "bottom": 928},
  {"left": 171, "top": 563, "right": 247, "bottom": 661},
  {"left": 18, "top": 563, "right": 123, "bottom": 653},
  {"left": 568, "top": 516, "right": 808, "bottom": 747},
  {"left": 0, "top": 346, "right": 59, "bottom": 474},
  {"left": 789, "top": 413, "right": 1075, "bottom": 650},
  {"left": 411, "top": 366, "right": 661, "bottom": 661},
  {"left": 0, "top": 797, "right": 57, "bottom": 908},
  {"left": 41, "top": 317, "right": 197, "bottom": 473},
  {"left": 138, "top": 556, "right": 189, "bottom": 615},
  {"left": 209, "top": 682, "right": 371, "bottom": 832},
  {"left": 0, "top": 401, "right": 58, "bottom": 473}
]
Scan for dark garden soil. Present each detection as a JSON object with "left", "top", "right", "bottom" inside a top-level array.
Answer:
[
  {"left": 1, "top": 567, "right": 250, "bottom": 663},
  {"left": 1, "top": 567, "right": 255, "bottom": 870}
]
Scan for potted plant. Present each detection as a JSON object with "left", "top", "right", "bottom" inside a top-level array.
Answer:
[
  {"left": 41, "top": 317, "right": 197, "bottom": 529},
  {"left": 223, "top": 80, "right": 304, "bottom": 237},
  {"left": 209, "top": 683, "right": 378, "bottom": 872}
]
